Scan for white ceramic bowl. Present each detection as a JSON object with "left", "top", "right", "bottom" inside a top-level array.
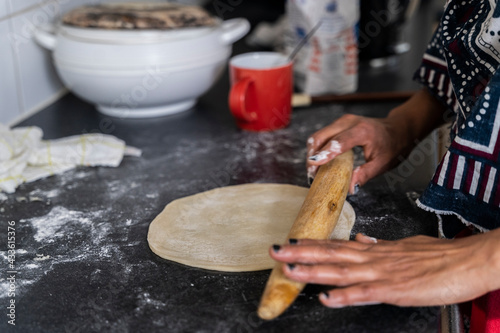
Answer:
[{"left": 35, "top": 18, "right": 250, "bottom": 118}]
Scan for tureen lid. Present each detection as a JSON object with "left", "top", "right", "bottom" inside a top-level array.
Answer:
[{"left": 62, "top": 2, "right": 218, "bottom": 30}]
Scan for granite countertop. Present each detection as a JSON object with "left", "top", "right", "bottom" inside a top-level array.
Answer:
[{"left": 0, "top": 81, "right": 440, "bottom": 332}]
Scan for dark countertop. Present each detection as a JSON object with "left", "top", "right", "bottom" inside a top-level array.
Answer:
[
  {"left": 1, "top": 92, "right": 440, "bottom": 333},
  {"left": 0, "top": 2, "right": 445, "bottom": 332}
]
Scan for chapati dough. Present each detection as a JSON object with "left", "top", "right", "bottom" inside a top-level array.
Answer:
[{"left": 147, "top": 183, "right": 355, "bottom": 272}]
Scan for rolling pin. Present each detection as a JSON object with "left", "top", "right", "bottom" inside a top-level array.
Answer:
[
  {"left": 257, "top": 150, "right": 354, "bottom": 320},
  {"left": 292, "top": 90, "right": 416, "bottom": 107}
]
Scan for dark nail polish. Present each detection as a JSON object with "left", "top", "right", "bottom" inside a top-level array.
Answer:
[
  {"left": 353, "top": 184, "right": 360, "bottom": 195},
  {"left": 321, "top": 291, "right": 329, "bottom": 299},
  {"left": 289, "top": 238, "right": 298, "bottom": 245},
  {"left": 287, "top": 264, "right": 296, "bottom": 270},
  {"left": 272, "top": 245, "right": 281, "bottom": 253},
  {"left": 308, "top": 177, "right": 314, "bottom": 185}
]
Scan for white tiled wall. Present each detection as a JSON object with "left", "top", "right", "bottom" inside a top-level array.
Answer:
[{"left": 0, "top": 0, "right": 163, "bottom": 126}]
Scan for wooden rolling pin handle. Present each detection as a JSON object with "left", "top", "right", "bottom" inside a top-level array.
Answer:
[
  {"left": 257, "top": 150, "right": 354, "bottom": 320},
  {"left": 292, "top": 90, "right": 416, "bottom": 107}
]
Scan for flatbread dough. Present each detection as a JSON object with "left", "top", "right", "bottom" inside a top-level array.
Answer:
[{"left": 147, "top": 183, "right": 356, "bottom": 272}]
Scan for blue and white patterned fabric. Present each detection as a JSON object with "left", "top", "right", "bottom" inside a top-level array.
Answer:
[{"left": 413, "top": 0, "right": 500, "bottom": 237}]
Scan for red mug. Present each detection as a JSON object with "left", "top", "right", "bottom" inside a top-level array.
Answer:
[{"left": 229, "top": 52, "right": 293, "bottom": 131}]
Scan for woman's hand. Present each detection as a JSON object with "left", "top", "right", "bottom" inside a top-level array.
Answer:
[
  {"left": 306, "top": 114, "right": 410, "bottom": 193},
  {"left": 270, "top": 231, "right": 500, "bottom": 308},
  {"left": 306, "top": 88, "right": 447, "bottom": 193}
]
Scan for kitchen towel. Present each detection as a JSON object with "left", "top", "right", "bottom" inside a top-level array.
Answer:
[{"left": 0, "top": 124, "right": 141, "bottom": 193}]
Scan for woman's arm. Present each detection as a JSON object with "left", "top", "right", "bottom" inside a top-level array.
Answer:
[
  {"left": 307, "top": 88, "right": 448, "bottom": 193},
  {"left": 270, "top": 229, "right": 500, "bottom": 307}
]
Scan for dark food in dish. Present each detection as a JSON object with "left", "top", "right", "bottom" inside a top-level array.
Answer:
[{"left": 63, "top": 2, "right": 218, "bottom": 30}]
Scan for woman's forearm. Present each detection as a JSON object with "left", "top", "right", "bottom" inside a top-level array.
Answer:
[{"left": 384, "top": 88, "right": 448, "bottom": 153}]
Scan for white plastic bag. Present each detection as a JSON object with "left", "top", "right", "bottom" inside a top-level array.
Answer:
[{"left": 286, "top": 0, "right": 359, "bottom": 95}]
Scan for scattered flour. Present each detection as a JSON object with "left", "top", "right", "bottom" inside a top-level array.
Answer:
[
  {"left": 23, "top": 206, "right": 93, "bottom": 243},
  {"left": 312, "top": 151, "right": 330, "bottom": 162},
  {"left": 29, "top": 188, "right": 61, "bottom": 199},
  {"left": 136, "top": 292, "right": 167, "bottom": 309},
  {"left": 0, "top": 204, "right": 129, "bottom": 299},
  {"left": 34, "top": 254, "right": 51, "bottom": 261},
  {"left": 329, "top": 140, "right": 342, "bottom": 154}
]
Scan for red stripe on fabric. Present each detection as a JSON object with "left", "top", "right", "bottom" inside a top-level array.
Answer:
[
  {"left": 422, "top": 68, "right": 430, "bottom": 82},
  {"left": 470, "top": 289, "right": 500, "bottom": 333},
  {"left": 464, "top": 158, "right": 475, "bottom": 193},
  {"left": 432, "top": 71, "right": 441, "bottom": 89},
  {"left": 494, "top": 172, "right": 500, "bottom": 207},
  {"left": 451, "top": 110, "right": 500, "bottom": 161},
  {"left": 478, "top": 164, "right": 491, "bottom": 202},
  {"left": 433, "top": 160, "right": 444, "bottom": 184},
  {"left": 493, "top": 129, "right": 500, "bottom": 159},
  {"left": 443, "top": 77, "right": 450, "bottom": 97},
  {"left": 442, "top": 74, "right": 450, "bottom": 97},
  {"left": 421, "top": 58, "right": 448, "bottom": 71},
  {"left": 458, "top": 7, "right": 475, "bottom": 24},
  {"left": 447, "top": 154, "right": 458, "bottom": 189},
  {"left": 451, "top": 139, "right": 500, "bottom": 162}
]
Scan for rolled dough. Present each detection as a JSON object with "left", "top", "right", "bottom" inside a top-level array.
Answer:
[{"left": 147, "top": 183, "right": 355, "bottom": 272}]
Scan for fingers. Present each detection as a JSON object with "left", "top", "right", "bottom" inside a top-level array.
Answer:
[
  {"left": 282, "top": 261, "right": 379, "bottom": 286},
  {"left": 320, "top": 284, "right": 385, "bottom": 308},
  {"left": 355, "top": 233, "right": 378, "bottom": 244},
  {"left": 306, "top": 114, "right": 402, "bottom": 187},
  {"left": 349, "top": 160, "right": 388, "bottom": 193},
  {"left": 308, "top": 139, "right": 344, "bottom": 164},
  {"left": 270, "top": 239, "right": 376, "bottom": 265},
  {"left": 308, "top": 131, "right": 361, "bottom": 166},
  {"left": 307, "top": 165, "right": 318, "bottom": 185},
  {"left": 306, "top": 115, "right": 380, "bottom": 183},
  {"left": 283, "top": 237, "right": 377, "bottom": 249},
  {"left": 306, "top": 115, "right": 363, "bottom": 180},
  {"left": 306, "top": 137, "right": 357, "bottom": 183},
  {"left": 269, "top": 234, "right": 494, "bottom": 308},
  {"left": 307, "top": 115, "right": 360, "bottom": 158}
]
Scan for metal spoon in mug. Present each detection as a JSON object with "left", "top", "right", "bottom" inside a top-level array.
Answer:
[{"left": 287, "top": 20, "right": 323, "bottom": 62}]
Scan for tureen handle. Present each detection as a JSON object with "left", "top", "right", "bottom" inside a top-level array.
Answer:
[
  {"left": 34, "top": 25, "right": 57, "bottom": 50},
  {"left": 220, "top": 18, "right": 250, "bottom": 45}
]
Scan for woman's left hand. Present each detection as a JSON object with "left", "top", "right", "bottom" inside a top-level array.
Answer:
[{"left": 270, "top": 232, "right": 500, "bottom": 308}]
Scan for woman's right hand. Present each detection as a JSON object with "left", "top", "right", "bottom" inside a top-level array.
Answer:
[
  {"left": 306, "top": 88, "right": 447, "bottom": 194},
  {"left": 306, "top": 115, "right": 411, "bottom": 194}
]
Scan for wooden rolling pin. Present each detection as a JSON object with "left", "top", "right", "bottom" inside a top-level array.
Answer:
[{"left": 257, "top": 150, "right": 354, "bottom": 320}]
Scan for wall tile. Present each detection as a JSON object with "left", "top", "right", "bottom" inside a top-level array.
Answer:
[
  {"left": 1, "top": 0, "right": 169, "bottom": 124},
  {"left": 0, "top": 20, "right": 22, "bottom": 125},
  {"left": 0, "top": 0, "right": 11, "bottom": 19},
  {"left": 8, "top": 0, "right": 45, "bottom": 15},
  {"left": 9, "top": 1, "right": 64, "bottom": 115}
]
